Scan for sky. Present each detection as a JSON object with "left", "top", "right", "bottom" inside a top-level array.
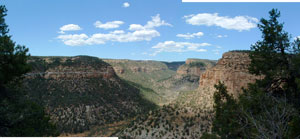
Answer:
[{"left": 2, "top": 0, "right": 300, "bottom": 61}]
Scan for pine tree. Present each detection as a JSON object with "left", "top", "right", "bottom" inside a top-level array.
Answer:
[
  {"left": 249, "top": 9, "right": 300, "bottom": 100},
  {"left": 0, "top": 5, "right": 58, "bottom": 136}
]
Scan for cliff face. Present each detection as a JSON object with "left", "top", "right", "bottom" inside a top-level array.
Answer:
[
  {"left": 23, "top": 56, "right": 155, "bottom": 134},
  {"left": 27, "top": 56, "right": 115, "bottom": 79},
  {"left": 196, "top": 52, "right": 262, "bottom": 110},
  {"left": 176, "top": 59, "right": 216, "bottom": 78}
]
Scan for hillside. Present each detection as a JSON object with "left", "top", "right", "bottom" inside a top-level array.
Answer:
[
  {"left": 116, "top": 51, "right": 260, "bottom": 138},
  {"left": 103, "top": 59, "right": 178, "bottom": 104},
  {"left": 117, "top": 91, "right": 213, "bottom": 138},
  {"left": 23, "top": 56, "right": 156, "bottom": 134}
]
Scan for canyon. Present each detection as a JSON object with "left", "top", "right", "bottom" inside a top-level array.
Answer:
[
  {"left": 22, "top": 51, "right": 260, "bottom": 137},
  {"left": 117, "top": 51, "right": 260, "bottom": 138}
]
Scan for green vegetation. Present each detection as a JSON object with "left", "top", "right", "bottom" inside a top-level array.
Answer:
[
  {"left": 24, "top": 56, "right": 157, "bottom": 133},
  {"left": 188, "top": 61, "right": 206, "bottom": 67},
  {"left": 125, "top": 80, "right": 166, "bottom": 105},
  {"left": 104, "top": 58, "right": 216, "bottom": 106},
  {"left": 117, "top": 89, "right": 214, "bottom": 138},
  {"left": 119, "top": 103, "right": 212, "bottom": 138},
  {"left": 207, "top": 9, "right": 300, "bottom": 138},
  {"left": 104, "top": 59, "right": 177, "bottom": 104},
  {"left": 0, "top": 5, "right": 58, "bottom": 136}
]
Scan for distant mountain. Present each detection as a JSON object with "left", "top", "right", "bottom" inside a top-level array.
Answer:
[{"left": 23, "top": 56, "right": 156, "bottom": 134}]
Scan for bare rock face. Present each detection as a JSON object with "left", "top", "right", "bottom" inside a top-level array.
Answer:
[
  {"left": 197, "top": 52, "right": 262, "bottom": 110},
  {"left": 176, "top": 59, "right": 216, "bottom": 81}
]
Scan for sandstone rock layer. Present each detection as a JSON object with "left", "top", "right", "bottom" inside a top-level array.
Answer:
[
  {"left": 23, "top": 56, "right": 154, "bottom": 134},
  {"left": 197, "top": 52, "right": 262, "bottom": 110}
]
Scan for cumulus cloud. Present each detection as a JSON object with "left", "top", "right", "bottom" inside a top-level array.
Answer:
[
  {"left": 129, "top": 24, "right": 145, "bottom": 31},
  {"left": 129, "top": 14, "right": 172, "bottom": 31},
  {"left": 94, "top": 20, "right": 124, "bottom": 29},
  {"left": 144, "top": 14, "right": 172, "bottom": 28},
  {"left": 57, "top": 34, "right": 89, "bottom": 46},
  {"left": 59, "top": 24, "right": 81, "bottom": 34},
  {"left": 151, "top": 41, "right": 210, "bottom": 56},
  {"left": 184, "top": 13, "right": 258, "bottom": 31},
  {"left": 57, "top": 14, "right": 171, "bottom": 46},
  {"left": 123, "top": 2, "right": 130, "bottom": 8},
  {"left": 176, "top": 32, "right": 204, "bottom": 39}
]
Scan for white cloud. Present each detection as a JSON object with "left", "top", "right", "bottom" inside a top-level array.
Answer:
[
  {"left": 57, "top": 34, "right": 90, "bottom": 46},
  {"left": 151, "top": 41, "right": 210, "bottom": 56},
  {"left": 58, "top": 14, "right": 171, "bottom": 46},
  {"left": 129, "top": 24, "right": 145, "bottom": 31},
  {"left": 123, "top": 2, "right": 130, "bottom": 8},
  {"left": 94, "top": 21, "right": 124, "bottom": 29},
  {"left": 59, "top": 24, "right": 81, "bottom": 34},
  {"left": 217, "top": 34, "right": 228, "bottom": 38},
  {"left": 145, "top": 14, "right": 172, "bottom": 28},
  {"left": 129, "top": 14, "right": 172, "bottom": 31},
  {"left": 176, "top": 32, "right": 204, "bottom": 39},
  {"left": 58, "top": 29, "right": 160, "bottom": 46},
  {"left": 184, "top": 13, "right": 258, "bottom": 31}
]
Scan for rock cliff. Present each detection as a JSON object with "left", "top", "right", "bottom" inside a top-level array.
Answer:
[
  {"left": 196, "top": 51, "right": 262, "bottom": 110},
  {"left": 23, "top": 56, "right": 155, "bottom": 134},
  {"left": 176, "top": 59, "right": 216, "bottom": 81}
]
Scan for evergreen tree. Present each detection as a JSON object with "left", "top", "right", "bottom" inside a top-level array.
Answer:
[
  {"left": 0, "top": 5, "right": 58, "bottom": 136},
  {"left": 249, "top": 9, "right": 300, "bottom": 105},
  {"left": 208, "top": 9, "right": 300, "bottom": 138},
  {"left": 211, "top": 82, "right": 240, "bottom": 138}
]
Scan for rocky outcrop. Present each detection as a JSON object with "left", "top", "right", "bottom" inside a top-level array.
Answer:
[
  {"left": 175, "top": 59, "right": 216, "bottom": 82},
  {"left": 23, "top": 56, "right": 155, "bottom": 134},
  {"left": 27, "top": 56, "right": 116, "bottom": 79},
  {"left": 177, "top": 59, "right": 215, "bottom": 76},
  {"left": 196, "top": 51, "right": 262, "bottom": 110}
]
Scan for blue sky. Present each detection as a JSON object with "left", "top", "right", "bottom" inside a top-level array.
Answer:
[{"left": 2, "top": 0, "right": 300, "bottom": 61}]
